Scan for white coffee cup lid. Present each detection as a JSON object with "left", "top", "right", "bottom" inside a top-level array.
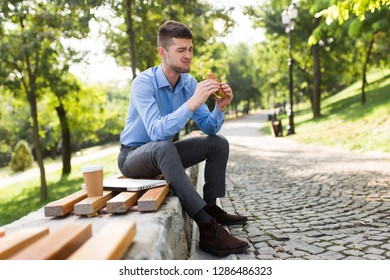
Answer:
[{"left": 81, "top": 164, "right": 104, "bottom": 173}]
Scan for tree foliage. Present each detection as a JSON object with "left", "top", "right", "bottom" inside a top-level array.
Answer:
[
  {"left": 0, "top": 0, "right": 103, "bottom": 199},
  {"left": 314, "top": 0, "right": 390, "bottom": 104},
  {"left": 244, "top": 0, "right": 388, "bottom": 119},
  {"left": 316, "top": 0, "right": 390, "bottom": 23},
  {"left": 101, "top": 0, "right": 234, "bottom": 78}
]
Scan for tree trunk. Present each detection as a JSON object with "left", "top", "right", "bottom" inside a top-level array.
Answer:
[
  {"left": 124, "top": 0, "right": 137, "bottom": 79},
  {"left": 244, "top": 99, "right": 250, "bottom": 114},
  {"left": 20, "top": 16, "right": 47, "bottom": 200},
  {"left": 27, "top": 90, "right": 48, "bottom": 200},
  {"left": 234, "top": 103, "right": 239, "bottom": 118},
  {"left": 361, "top": 37, "right": 375, "bottom": 105},
  {"left": 55, "top": 101, "right": 71, "bottom": 176},
  {"left": 311, "top": 18, "right": 322, "bottom": 119}
]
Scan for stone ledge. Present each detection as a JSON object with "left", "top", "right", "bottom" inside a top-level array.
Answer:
[{"left": 1, "top": 195, "right": 191, "bottom": 260}]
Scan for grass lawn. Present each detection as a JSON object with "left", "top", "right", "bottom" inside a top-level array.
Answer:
[
  {"left": 0, "top": 149, "right": 118, "bottom": 226},
  {"left": 263, "top": 69, "right": 390, "bottom": 154}
]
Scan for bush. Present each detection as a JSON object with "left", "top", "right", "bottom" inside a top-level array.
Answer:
[{"left": 10, "top": 140, "right": 34, "bottom": 172}]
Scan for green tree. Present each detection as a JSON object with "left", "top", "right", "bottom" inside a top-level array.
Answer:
[
  {"left": 226, "top": 43, "right": 261, "bottom": 115},
  {"left": 0, "top": 88, "right": 31, "bottom": 167},
  {"left": 317, "top": 0, "right": 390, "bottom": 23},
  {"left": 46, "top": 74, "right": 82, "bottom": 176},
  {"left": 246, "top": 0, "right": 327, "bottom": 118},
  {"left": 102, "top": 0, "right": 234, "bottom": 78},
  {"left": 0, "top": 0, "right": 103, "bottom": 200},
  {"left": 251, "top": 39, "right": 289, "bottom": 111},
  {"left": 316, "top": 2, "right": 390, "bottom": 104},
  {"left": 66, "top": 84, "right": 108, "bottom": 150}
]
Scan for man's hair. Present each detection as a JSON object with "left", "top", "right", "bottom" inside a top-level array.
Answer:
[{"left": 157, "top": 20, "right": 192, "bottom": 49}]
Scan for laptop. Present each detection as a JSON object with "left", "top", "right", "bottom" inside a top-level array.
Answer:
[{"left": 82, "top": 178, "right": 167, "bottom": 192}]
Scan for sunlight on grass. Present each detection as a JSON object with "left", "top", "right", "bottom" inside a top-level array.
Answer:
[{"left": 264, "top": 69, "right": 390, "bottom": 154}]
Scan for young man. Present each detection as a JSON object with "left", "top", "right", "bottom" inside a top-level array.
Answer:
[{"left": 118, "top": 20, "right": 249, "bottom": 256}]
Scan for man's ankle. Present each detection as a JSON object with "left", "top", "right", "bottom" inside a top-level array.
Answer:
[{"left": 193, "top": 208, "right": 212, "bottom": 225}]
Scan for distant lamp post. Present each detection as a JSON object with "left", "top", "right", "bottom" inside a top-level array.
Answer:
[{"left": 281, "top": 2, "right": 298, "bottom": 135}]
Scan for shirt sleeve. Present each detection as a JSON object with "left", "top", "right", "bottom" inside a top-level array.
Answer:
[
  {"left": 193, "top": 103, "right": 225, "bottom": 135},
  {"left": 131, "top": 75, "right": 193, "bottom": 141},
  {"left": 187, "top": 77, "right": 224, "bottom": 135}
]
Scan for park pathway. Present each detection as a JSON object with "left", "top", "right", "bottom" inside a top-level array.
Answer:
[{"left": 219, "top": 111, "right": 390, "bottom": 260}]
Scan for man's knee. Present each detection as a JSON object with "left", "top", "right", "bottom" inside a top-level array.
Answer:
[{"left": 209, "top": 135, "right": 229, "bottom": 154}]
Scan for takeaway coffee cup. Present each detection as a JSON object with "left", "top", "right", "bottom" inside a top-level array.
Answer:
[{"left": 81, "top": 164, "right": 104, "bottom": 197}]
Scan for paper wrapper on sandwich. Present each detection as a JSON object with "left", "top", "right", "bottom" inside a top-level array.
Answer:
[{"left": 203, "top": 72, "right": 225, "bottom": 99}]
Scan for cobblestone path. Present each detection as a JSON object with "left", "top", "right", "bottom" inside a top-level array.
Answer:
[{"left": 220, "top": 112, "right": 390, "bottom": 260}]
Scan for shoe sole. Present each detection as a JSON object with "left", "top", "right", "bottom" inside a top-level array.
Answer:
[
  {"left": 199, "top": 242, "right": 250, "bottom": 256},
  {"left": 219, "top": 219, "right": 248, "bottom": 226}
]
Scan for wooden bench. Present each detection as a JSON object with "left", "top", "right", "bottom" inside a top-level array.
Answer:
[
  {"left": 73, "top": 191, "right": 114, "bottom": 215},
  {"left": 68, "top": 221, "right": 136, "bottom": 260},
  {"left": 44, "top": 182, "right": 170, "bottom": 217},
  {"left": 7, "top": 223, "right": 92, "bottom": 260},
  {"left": 0, "top": 227, "right": 49, "bottom": 259},
  {"left": 137, "top": 184, "right": 170, "bottom": 212},
  {"left": 2, "top": 221, "right": 137, "bottom": 260},
  {"left": 106, "top": 191, "right": 142, "bottom": 213},
  {"left": 44, "top": 189, "right": 88, "bottom": 217}
]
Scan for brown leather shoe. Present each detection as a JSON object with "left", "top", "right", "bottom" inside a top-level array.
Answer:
[
  {"left": 204, "top": 205, "right": 248, "bottom": 225},
  {"left": 198, "top": 218, "right": 249, "bottom": 255}
]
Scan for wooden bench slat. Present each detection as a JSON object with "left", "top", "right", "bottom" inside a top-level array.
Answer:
[
  {"left": 0, "top": 228, "right": 49, "bottom": 259},
  {"left": 44, "top": 189, "right": 88, "bottom": 217},
  {"left": 67, "top": 221, "right": 136, "bottom": 260},
  {"left": 137, "top": 184, "right": 170, "bottom": 212},
  {"left": 106, "top": 192, "right": 142, "bottom": 214},
  {"left": 74, "top": 191, "right": 114, "bottom": 215},
  {"left": 8, "top": 223, "right": 92, "bottom": 260}
]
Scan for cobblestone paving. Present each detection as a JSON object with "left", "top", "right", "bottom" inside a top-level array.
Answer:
[{"left": 219, "top": 112, "right": 390, "bottom": 260}]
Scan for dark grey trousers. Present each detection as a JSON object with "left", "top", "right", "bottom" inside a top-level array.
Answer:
[{"left": 117, "top": 135, "right": 229, "bottom": 217}]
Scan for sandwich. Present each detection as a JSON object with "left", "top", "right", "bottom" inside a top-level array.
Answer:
[{"left": 203, "top": 72, "right": 225, "bottom": 99}]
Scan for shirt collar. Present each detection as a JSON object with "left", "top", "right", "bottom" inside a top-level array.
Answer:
[
  {"left": 156, "top": 65, "right": 185, "bottom": 92},
  {"left": 156, "top": 65, "right": 170, "bottom": 89}
]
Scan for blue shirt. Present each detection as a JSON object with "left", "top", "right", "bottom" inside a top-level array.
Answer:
[{"left": 120, "top": 65, "right": 225, "bottom": 146}]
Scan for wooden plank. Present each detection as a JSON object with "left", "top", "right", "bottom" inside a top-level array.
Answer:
[
  {"left": 8, "top": 223, "right": 92, "bottom": 260},
  {"left": 73, "top": 191, "right": 113, "bottom": 215},
  {"left": 0, "top": 228, "right": 49, "bottom": 259},
  {"left": 0, "top": 229, "right": 4, "bottom": 237},
  {"left": 68, "top": 221, "right": 136, "bottom": 260},
  {"left": 44, "top": 189, "right": 88, "bottom": 217},
  {"left": 137, "top": 184, "right": 170, "bottom": 212},
  {"left": 106, "top": 191, "right": 142, "bottom": 214}
]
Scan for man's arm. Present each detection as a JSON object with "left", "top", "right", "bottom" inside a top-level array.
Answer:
[
  {"left": 190, "top": 79, "right": 233, "bottom": 136},
  {"left": 131, "top": 76, "right": 193, "bottom": 141}
]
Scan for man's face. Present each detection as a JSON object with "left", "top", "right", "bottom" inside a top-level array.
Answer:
[{"left": 160, "top": 38, "right": 193, "bottom": 73}]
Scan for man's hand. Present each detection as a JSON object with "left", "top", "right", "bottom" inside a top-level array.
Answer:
[
  {"left": 187, "top": 79, "right": 220, "bottom": 112},
  {"left": 215, "top": 82, "right": 233, "bottom": 112}
]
